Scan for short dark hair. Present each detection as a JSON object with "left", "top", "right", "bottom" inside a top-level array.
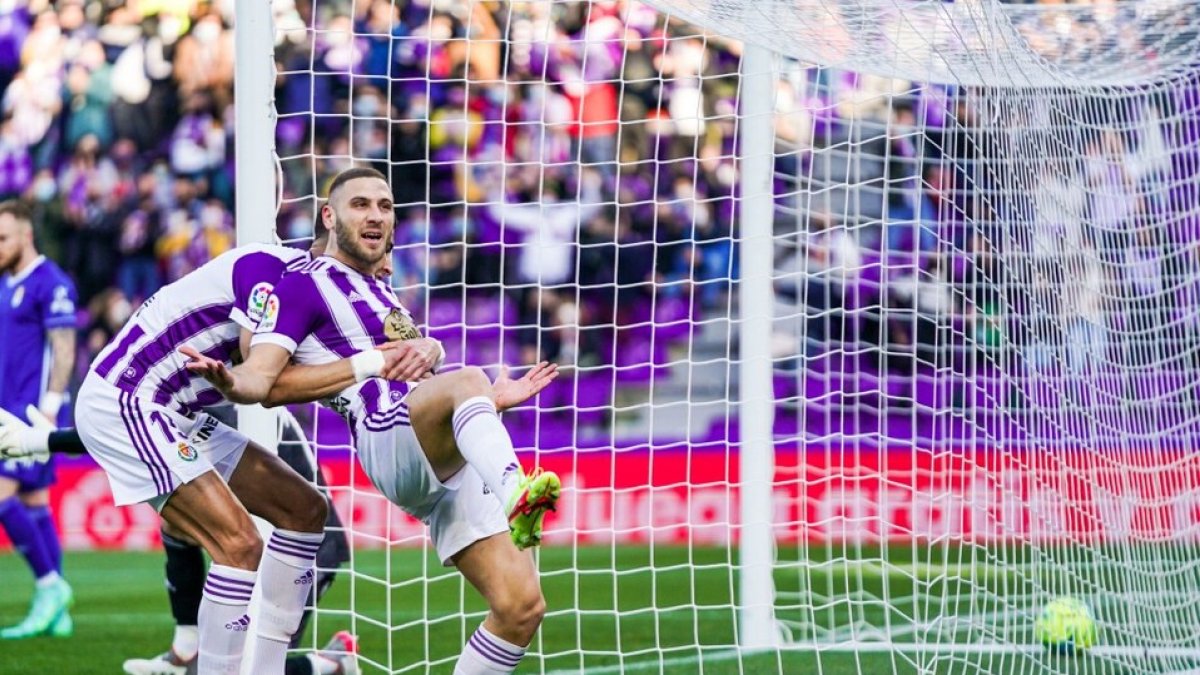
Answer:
[
  {"left": 326, "top": 167, "right": 389, "bottom": 202},
  {"left": 0, "top": 199, "right": 33, "bottom": 226}
]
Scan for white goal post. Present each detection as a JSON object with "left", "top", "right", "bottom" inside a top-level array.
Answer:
[{"left": 232, "top": 0, "right": 1200, "bottom": 673}]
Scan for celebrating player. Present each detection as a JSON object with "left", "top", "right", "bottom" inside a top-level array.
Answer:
[
  {"left": 184, "top": 167, "right": 562, "bottom": 675},
  {"left": 71, "top": 223, "right": 426, "bottom": 675},
  {"left": 0, "top": 200, "right": 77, "bottom": 640}
]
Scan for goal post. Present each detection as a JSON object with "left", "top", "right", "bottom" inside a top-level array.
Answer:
[{"left": 737, "top": 42, "right": 782, "bottom": 651}]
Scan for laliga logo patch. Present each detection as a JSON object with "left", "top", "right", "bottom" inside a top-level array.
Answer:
[
  {"left": 177, "top": 442, "right": 198, "bottom": 462},
  {"left": 10, "top": 285, "right": 23, "bottom": 308},
  {"left": 258, "top": 295, "right": 281, "bottom": 332},
  {"left": 247, "top": 283, "right": 274, "bottom": 322}
]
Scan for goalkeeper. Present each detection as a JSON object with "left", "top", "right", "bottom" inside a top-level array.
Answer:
[{"left": 0, "top": 407, "right": 358, "bottom": 675}]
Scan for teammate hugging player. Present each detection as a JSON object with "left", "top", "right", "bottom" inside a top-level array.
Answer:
[
  {"left": 61, "top": 220, "right": 426, "bottom": 674},
  {"left": 185, "top": 167, "right": 562, "bottom": 675}
]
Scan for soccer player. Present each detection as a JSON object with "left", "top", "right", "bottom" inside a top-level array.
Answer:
[
  {"left": 0, "top": 408, "right": 359, "bottom": 675},
  {"left": 0, "top": 200, "right": 77, "bottom": 640},
  {"left": 72, "top": 224, "right": 434, "bottom": 674},
  {"left": 185, "top": 168, "right": 562, "bottom": 675}
]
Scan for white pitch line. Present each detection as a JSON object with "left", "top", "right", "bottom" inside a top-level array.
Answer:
[
  {"left": 543, "top": 643, "right": 1200, "bottom": 674},
  {"left": 544, "top": 647, "right": 755, "bottom": 674}
]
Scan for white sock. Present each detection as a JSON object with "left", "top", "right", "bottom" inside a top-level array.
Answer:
[
  {"left": 197, "top": 564, "right": 256, "bottom": 675},
  {"left": 308, "top": 653, "right": 340, "bottom": 675},
  {"left": 173, "top": 624, "right": 200, "bottom": 661},
  {"left": 452, "top": 396, "right": 523, "bottom": 508},
  {"left": 249, "top": 529, "right": 323, "bottom": 673},
  {"left": 34, "top": 571, "right": 61, "bottom": 588},
  {"left": 454, "top": 624, "right": 526, "bottom": 675}
]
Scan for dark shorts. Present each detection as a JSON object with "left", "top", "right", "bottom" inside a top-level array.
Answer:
[{"left": 0, "top": 455, "right": 56, "bottom": 492}]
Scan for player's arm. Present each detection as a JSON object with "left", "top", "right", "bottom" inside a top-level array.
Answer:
[
  {"left": 39, "top": 278, "right": 78, "bottom": 420},
  {"left": 41, "top": 327, "right": 75, "bottom": 418},
  {"left": 182, "top": 341, "right": 291, "bottom": 405}
]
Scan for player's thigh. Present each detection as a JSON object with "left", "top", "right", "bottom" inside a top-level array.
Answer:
[
  {"left": 160, "top": 469, "right": 261, "bottom": 569},
  {"left": 0, "top": 475, "right": 17, "bottom": 501},
  {"left": 226, "top": 443, "right": 326, "bottom": 532},
  {"left": 16, "top": 487, "right": 48, "bottom": 507},
  {"left": 405, "top": 368, "right": 492, "bottom": 477},
  {"left": 452, "top": 532, "right": 542, "bottom": 616}
]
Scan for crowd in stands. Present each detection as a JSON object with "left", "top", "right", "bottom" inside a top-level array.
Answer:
[{"left": 2, "top": 0, "right": 1197, "bottom": 430}]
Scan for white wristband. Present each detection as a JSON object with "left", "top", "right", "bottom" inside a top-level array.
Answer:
[
  {"left": 431, "top": 341, "right": 446, "bottom": 373},
  {"left": 351, "top": 350, "right": 386, "bottom": 383},
  {"left": 38, "top": 392, "right": 64, "bottom": 419}
]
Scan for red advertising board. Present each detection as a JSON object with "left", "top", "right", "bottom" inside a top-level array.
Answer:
[{"left": 3, "top": 447, "right": 1199, "bottom": 550}]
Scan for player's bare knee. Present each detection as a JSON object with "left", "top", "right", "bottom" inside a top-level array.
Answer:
[
  {"left": 213, "top": 528, "right": 263, "bottom": 570},
  {"left": 493, "top": 587, "right": 546, "bottom": 640},
  {"left": 291, "top": 489, "right": 328, "bottom": 533},
  {"left": 457, "top": 366, "right": 493, "bottom": 397}
]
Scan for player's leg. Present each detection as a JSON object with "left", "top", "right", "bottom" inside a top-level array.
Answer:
[
  {"left": 122, "top": 522, "right": 204, "bottom": 675},
  {"left": 404, "top": 367, "right": 560, "bottom": 548},
  {"left": 159, "top": 471, "right": 263, "bottom": 675},
  {"left": 225, "top": 442, "right": 328, "bottom": 673},
  {"left": 451, "top": 534, "right": 545, "bottom": 674},
  {"left": 0, "top": 474, "right": 71, "bottom": 639},
  {"left": 17, "top": 486, "right": 72, "bottom": 637}
]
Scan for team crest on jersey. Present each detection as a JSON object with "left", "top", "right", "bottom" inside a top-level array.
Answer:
[
  {"left": 383, "top": 308, "right": 420, "bottom": 341},
  {"left": 10, "top": 285, "right": 23, "bottom": 308},
  {"left": 177, "top": 442, "right": 198, "bottom": 462},
  {"left": 259, "top": 295, "right": 281, "bottom": 332},
  {"left": 247, "top": 283, "right": 275, "bottom": 323}
]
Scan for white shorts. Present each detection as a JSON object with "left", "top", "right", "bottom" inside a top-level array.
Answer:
[
  {"left": 76, "top": 372, "right": 250, "bottom": 510},
  {"left": 354, "top": 414, "right": 507, "bottom": 565}
]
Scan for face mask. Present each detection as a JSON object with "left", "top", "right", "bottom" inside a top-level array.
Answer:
[
  {"left": 107, "top": 297, "right": 132, "bottom": 326},
  {"left": 33, "top": 179, "right": 57, "bottom": 202},
  {"left": 354, "top": 96, "right": 381, "bottom": 117},
  {"left": 194, "top": 21, "right": 221, "bottom": 44}
]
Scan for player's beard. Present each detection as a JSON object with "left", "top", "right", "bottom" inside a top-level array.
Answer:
[
  {"left": 334, "top": 216, "right": 388, "bottom": 271},
  {"left": 0, "top": 249, "right": 19, "bottom": 275}
]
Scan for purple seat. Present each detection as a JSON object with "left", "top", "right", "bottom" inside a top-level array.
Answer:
[{"left": 427, "top": 297, "right": 464, "bottom": 328}]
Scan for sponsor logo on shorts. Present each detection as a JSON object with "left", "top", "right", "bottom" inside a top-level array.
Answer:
[
  {"left": 226, "top": 615, "right": 251, "bottom": 632},
  {"left": 177, "top": 442, "right": 198, "bottom": 462},
  {"left": 295, "top": 569, "right": 315, "bottom": 586},
  {"left": 192, "top": 416, "right": 219, "bottom": 443}
]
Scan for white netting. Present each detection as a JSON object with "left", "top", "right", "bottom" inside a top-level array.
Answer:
[{"left": 260, "top": 0, "right": 1200, "bottom": 673}]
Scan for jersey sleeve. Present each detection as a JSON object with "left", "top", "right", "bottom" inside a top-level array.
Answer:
[
  {"left": 39, "top": 273, "right": 77, "bottom": 330},
  {"left": 251, "top": 273, "right": 320, "bottom": 354},
  {"left": 229, "top": 251, "right": 291, "bottom": 331}
]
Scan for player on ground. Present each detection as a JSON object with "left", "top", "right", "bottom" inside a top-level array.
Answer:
[
  {"left": 0, "top": 200, "right": 77, "bottom": 640},
  {"left": 184, "top": 167, "right": 562, "bottom": 675},
  {"left": 73, "top": 224, "right": 430, "bottom": 674}
]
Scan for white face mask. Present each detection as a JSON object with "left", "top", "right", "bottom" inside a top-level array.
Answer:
[{"left": 194, "top": 21, "right": 221, "bottom": 44}]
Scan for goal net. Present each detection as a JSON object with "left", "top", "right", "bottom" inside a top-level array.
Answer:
[{"left": 257, "top": 0, "right": 1200, "bottom": 672}]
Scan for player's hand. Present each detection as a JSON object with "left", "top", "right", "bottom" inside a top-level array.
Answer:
[
  {"left": 0, "top": 406, "right": 53, "bottom": 464},
  {"left": 180, "top": 345, "right": 236, "bottom": 392},
  {"left": 378, "top": 338, "right": 443, "bottom": 382},
  {"left": 492, "top": 362, "right": 559, "bottom": 412}
]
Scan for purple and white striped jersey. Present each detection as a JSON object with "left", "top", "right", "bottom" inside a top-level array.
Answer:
[
  {"left": 90, "top": 243, "right": 310, "bottom": 416},
  {"left": 251, "top": 256, "right": 414, "bottom": 424}
]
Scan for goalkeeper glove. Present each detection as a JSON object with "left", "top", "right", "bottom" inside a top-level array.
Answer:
[{"left": 0, "top": 406, "right": 54, "bottom": 464}]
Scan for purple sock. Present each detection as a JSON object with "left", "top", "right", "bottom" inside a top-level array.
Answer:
[
  {"left": 0, "top": 497, "right": 55, "bottom": 580},
  {"left": 27, "top": 506, "right": 62, "bottom": 574}
]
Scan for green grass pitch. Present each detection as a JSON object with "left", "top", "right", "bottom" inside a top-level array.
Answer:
[{"left": 0, "top": 547, "right": 1186, "bottom": 674}]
